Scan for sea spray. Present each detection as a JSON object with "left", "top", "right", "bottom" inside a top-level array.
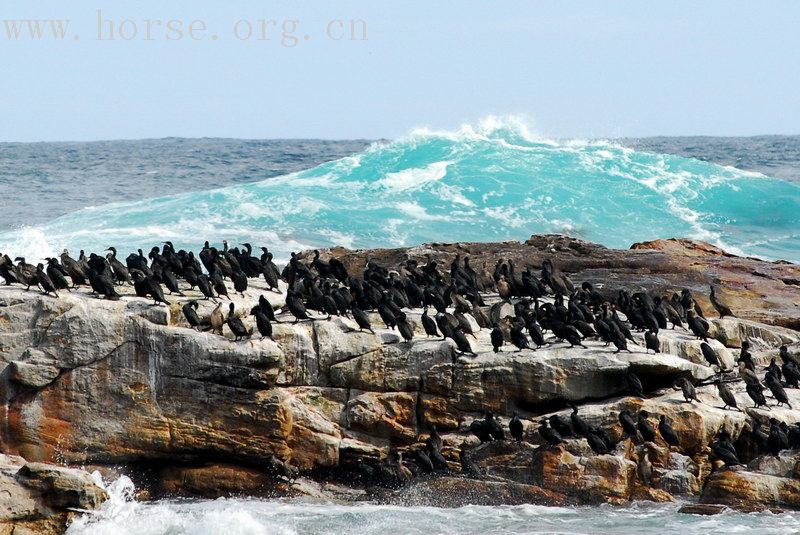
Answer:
[{"left": 1, "top": 118, "right": 798, "bottom": 263}]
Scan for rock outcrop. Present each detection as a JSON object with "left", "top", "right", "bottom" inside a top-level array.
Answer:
[
  {"left": 0, "top": 454, "right": 106, "bottom": 534},
  {"left": 0, "top": 235, "right": 799, "bottom": 518}
]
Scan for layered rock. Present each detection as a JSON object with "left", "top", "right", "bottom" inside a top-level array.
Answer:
[
  {"left": 0, "top": 235, "right": 799, "bottom": 516},
  {"left": 0, "top": 454, "right": 106, "bottom": 534}
]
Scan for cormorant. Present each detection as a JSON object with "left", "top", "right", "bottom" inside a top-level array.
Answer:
[
  {"left": 509, "top": 413, "right": 524, "bottom": 441},
  {"left": 421, "top": 308, "right": 439, "bottom": 338},
  {"left": 226, "top": 303, "right": 251, "bottom": 341},
  {"left": 709, "top": 285, "right": 735, "bottom": 318},
  {"left": 568, "top": 403, "right": 589, "bottom": 436},
  {"left": 658, "top": 415, "right": 681, "bottom": 449},
  {"left": 538, "top": 419, "right": 564, "bottom": 447},
  {"left": 251, "top": 306, "right": 274, "bottom": 340},
  {"left": 673, "top": 377, "right": 699, "bottom": 403},
  {"left": 715, "top": 381, "right": 739, "bottom": 411},
  {"left": 626, "top": 370, "right": 644, "bottom": 398},
  {"left": 618, "top": 410, "right": 638, "bottom": 439},
  {"left": 490, "top": 324, "right": 504, "bottom": 353},
  {"left": 35, "top": 263, "right": 58, "bottom": 297},
  {"left": 687, "top": 310, "right": 709, "bottom": 341},
  {"left": 182, "top": 301, "right": 205, "bottom": 330},
  {"left": 644, "top": 330, "right": 660, "bottom": 354},
  {"left": 764, "top": 371, "right": 792, "bottom": 408},
  {"left": 637, "top": 410, "right": 656, "bottom": 442}
]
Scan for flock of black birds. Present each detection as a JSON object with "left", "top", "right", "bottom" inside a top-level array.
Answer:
[{"left": 2, "top": 241, "right": 799, "bottom": 481}]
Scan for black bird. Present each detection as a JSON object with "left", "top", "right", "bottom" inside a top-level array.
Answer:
[
  {"left": 549, "top": 414, "right": 573, "bottom": 437},
  {"left": 700, "top": 342, "right": 725, "bottom": 371},
  {"left": 673, "top": 377, "right": 699, "bottom": 403},
  {"left": 766, "top": 358, "right": 782, "bottom": 382},
  {"left": 257, "top": 295, "right": 280, "bottom": 323},
  {"left": 780, "top": 345, "right": 800, "bottom": 367},
  {"left": 586, "top": 429, "right": 610, "bottom": 454},
  {"left": 182, "top": 301, "right": 205, "bottom": 330},
  {"left": 710, "top": 442, "right": 740, "bottom": 467},
  {"left": 231, "top": 268, "right": 248, "bottom": 297},
  {"left": 644, "top": 330, "right": 660, "bottom": 354},
  {"left": 35, "top": 263, "right": 58, "bottom": 297},
  {"left": 60, "top": 250, "right": 88, "bottom": 287},
  {"left": 410, "top": 449, "right": 435, "bottom": 474},
  {"left": 538, "top": 419, "right": 564, "bottom": 447},
  {"left": 105, "top": 247, "right": 131, "bottom": 285},
  {"left": 658, "top": 415, "right": 681, "bottom": 449},
  {"left": 425, "top": 425, "right": 443, "bottom": 453},
  {"left": 421, "top": 308, "right": 439, "bottom": 338},
  {"left": 450, "top": 327, "right": 476, "bottom": 356},
  {"left": 44, "top": 258, "right": 70, "bottom": 292},
  {"left": 687, "top": 310, "right": 709, "bottom": 341},
  {"left": 783, "top": 361, "right": 800, "bottom": 389},
  {"left": 568, "top": 403, "right": 589, "bottom": 436},
  {"left": 486, "top": 411, "right": 504, "bottom": 441},
  {"left": 131, "top": 270, "right": 169, "bottom": 305},
  {"left": 469, "top": 417, "right": 493, "bottom": 443},
  {"left": 321, "top": 290, "right": 340, "bottom": 321},
  {"left": 226, "top": 303, "right": 251, "bottom": 341},
  {"left": 490, "top": 324, "right": 504, "bottom": 353},
  {"left": 767, "top": 420, "right": 787, "bottom": 456},
  {"left": 396, "top": 312, "right": 415, "bottom": 342},
  {"left": 459, "top": 448, "right": 484, "bottom": 479},
  {"left": 618, "top": 410, "right": 638, "bottom": 439},
  {"left": 159, "top": 268, "right": 184, "bottom": 296},
  {"left": 709, "top": 285, "right": 735, "bottom": 318},
  {"left": 286, "top": 291, "right": 311, "bottom": 324},
  {"left": 626, "top": 371, "right": 644, "bottom": 398},
  {"left": 715, "top": 381, "right": 739, "bottom": 411},
  {"left": 765, "top": 371, "right": 792, "bottom": 408},
  {"left": 251, "top": 306, "right": 275, "bottom": 340},
  {"left": 509, "top": 413, "right": 524, "bottom": 441},
  {"left": 351, "top": 304, "right": 374, "bottom": 334},
  {"left": 745, "top": 382, "right": 768, "bottom": 409},
  {"left": 509, "top": 323, "right": 531, "bottom": 352},
  {"left": 637, "top": 410, "right": 656, "bottom": 442},
  {"left": 210, "top": 271, "right": 230, "bottom": 300}
]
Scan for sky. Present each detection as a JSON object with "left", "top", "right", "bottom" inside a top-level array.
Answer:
[{"left": 1, "top": 1, "right": 799, "bottom": 142}]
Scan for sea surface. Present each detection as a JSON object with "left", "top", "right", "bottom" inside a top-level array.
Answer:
[
  {"left": 64, "top": 475, "right": 800, "bottom": 535},
  {"left": 0, "top": 119, "right": 799, "bottom": 263}
]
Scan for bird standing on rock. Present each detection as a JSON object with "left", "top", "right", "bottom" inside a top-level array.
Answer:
[
  {"left": 673, "top": 377, "right": 699, "bottom": 403},
  {"left": 644, "top": 330, "right": 660, "bottom": 354},
  {"left": 637, "top": 410, "right": 656, "bottom": 442},
  {"left": 538, "top": 419, "right": 564, "bottom": 447},
  {"left": 687, "top": 310, "right": 709, "bottom": 341},
  {"left": 715, "top": 381, "right": 739, "bottom": 411},
  {"left": 658, "top": 415, "right": 681, "bottom": 449},
  {"left": 709, "top": 285, "right": 735, "bottom": 318},
  {"left": 626, "top": 371, "right": 645, "bottom": 398},
  {"left": 490, "top": 324, "right": 504, "bottom": 353},
  {"left": 618, "top": 410, "right": 639, "bottom": 439},
  {"left": 226, "top": 303, "right": 251, "bottom": 341},
  {"left": 509, "top": 413, "right": 524, "bottom": 441}
]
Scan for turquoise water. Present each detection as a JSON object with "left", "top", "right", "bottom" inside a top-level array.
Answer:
[{"left": 2, "top": 119, "right": 799, "bottom": 262}]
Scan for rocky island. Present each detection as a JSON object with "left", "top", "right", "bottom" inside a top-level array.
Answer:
[{"left": 1, "top": 234, "right": 800, "bottom": 533}]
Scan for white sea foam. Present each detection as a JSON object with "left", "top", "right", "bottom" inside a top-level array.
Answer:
[{"left": 374, "top": 161, "right": 452, "bottom": 192}]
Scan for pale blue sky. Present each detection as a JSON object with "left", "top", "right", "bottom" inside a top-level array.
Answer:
[{"left": 1, "top": 1, "right": 798, "bottom": 141}]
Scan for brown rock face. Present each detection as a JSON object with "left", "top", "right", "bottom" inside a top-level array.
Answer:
[
  {"left": 0, "top": 454, "right": 106, "bottom": 534},
  {"left": 700, "top": 469, "right": 800, "bottom": 510}
]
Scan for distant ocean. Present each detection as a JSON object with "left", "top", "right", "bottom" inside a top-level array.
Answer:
[{"left": 1, "top": 119, "right": 798, "bottom": 263}]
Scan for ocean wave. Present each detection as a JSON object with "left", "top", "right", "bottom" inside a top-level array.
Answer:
[{"left": 1, "top": 117, "right": 798, "bottom": 263}]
